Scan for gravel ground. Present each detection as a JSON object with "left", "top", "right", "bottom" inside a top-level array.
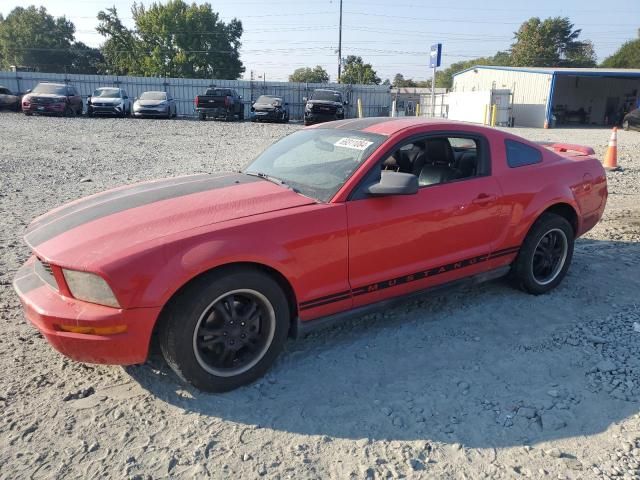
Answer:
[{"left": 1, "top": 113, "right": 639, "bottom": 480}]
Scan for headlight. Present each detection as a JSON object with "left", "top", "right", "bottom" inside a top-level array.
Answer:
[
  {"left": 305, "top": 102, "right": 312, "bottom": 111},
  {"left": 62, "top": 269, "right": 120, "bottom": 308}
]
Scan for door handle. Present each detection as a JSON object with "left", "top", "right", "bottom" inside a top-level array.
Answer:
[{"left": 472, "top": 193, "right": 497, "bottom": 206}]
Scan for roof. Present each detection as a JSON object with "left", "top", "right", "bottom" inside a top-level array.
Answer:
[{"left": 454, "top": 65, "right": 640, "bottom": 78}]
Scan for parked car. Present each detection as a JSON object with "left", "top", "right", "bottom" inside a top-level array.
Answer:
[
  {"left": 132, "top": 91, "right": 177, "bottom": 119},
  {"left": 0, "top": 85, "right": 21, "bottom": 111},
  {"left": 622, "top": 108, "right": 640, "bottom": 131},
  {"left": 250, "top": 95, "right": 289, "bottom": 123},
  {"left": 21, "top": 83, "right": 83, "bottom": 116},
  {"left": 304, "top": 89, "right": 347, "bottom": 126},
  {"left": 195, "top": 87, "right": 244, "bottom": 121},
  {"left": 13, "top": 118, "right": 607, "bottom": 392},
  {"left": 87, "top": 87, "right": 132, "bottom": 117}
]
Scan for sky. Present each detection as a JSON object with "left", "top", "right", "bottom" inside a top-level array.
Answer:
[{"left": 1, "top": 0, "right": 638, "bottom": 82}]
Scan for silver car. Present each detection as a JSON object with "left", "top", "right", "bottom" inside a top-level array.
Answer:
[
  {"left": 0, "top": 85, "right": 21, "bottom": 111},
  {"left": 87, "top": 87, "right": 132, "bottom": 117},
  {"left": 133, "top": 91, "right": 177, "bottom": 119}
]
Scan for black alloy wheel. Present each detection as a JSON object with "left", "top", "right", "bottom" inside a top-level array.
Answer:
[
  {"left": 193, "top": 289, "right": 275, "bottom": 377},
  {"left": 531, "top": 228, "right": 568, "bottom": 286}
]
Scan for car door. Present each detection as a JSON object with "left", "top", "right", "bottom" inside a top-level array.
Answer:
[
  {"left": 68, "top": 86, "right": 82, "bottom": 113},
  {"left": 346, "top": 132, "right": 509, "bottom": 307}
]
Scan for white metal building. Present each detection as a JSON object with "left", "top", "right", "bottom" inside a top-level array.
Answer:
[{"left": 452, "top": 66, "right": 640, "bottom": 128}]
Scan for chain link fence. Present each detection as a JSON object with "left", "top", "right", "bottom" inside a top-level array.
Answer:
[{"left": 0, "top": 71, "right": 392, "bottom": 121}]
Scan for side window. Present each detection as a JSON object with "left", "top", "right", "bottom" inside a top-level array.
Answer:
[
  {"left": 382, "top": 136, "right": 482, "bottom": 187},
  {"left": 0, "top": 88, "right": 8, "bottom": 95},
  {"left": 505, "top": 140, "right": 542, "bottom": 168}
]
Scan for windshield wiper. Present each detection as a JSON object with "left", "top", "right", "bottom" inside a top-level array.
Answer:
[{"left": 244, "top": 171, "right": 300, "bottom": 193}]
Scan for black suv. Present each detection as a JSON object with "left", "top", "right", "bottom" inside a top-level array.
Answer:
[{"left": 303, "top": 89, "right": 347, "bottom": 126}]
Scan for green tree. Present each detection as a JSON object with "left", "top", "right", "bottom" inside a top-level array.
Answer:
[
  {"left": 0, "top": 6, "right": 75, "bottom": 72},
  {"left": 601, "top": 31, "right": 640, "bottom": 68},
  {"left": 510, "top": 17, "right": 596, "bottom": 67},
  {"left": 392, "top": 73, "right": 417, "bottom": 87},
  {"left": 69, "top": 42, "right": 104, "bottom": 74},
  {"left": 98, "top": 0, "right": 244, "bottom": 79},
  {"left": 96, "top": 7, "right": 143, "bottom": 75},
  {"left": 340, "top": 55, "right": 380, "bottom": 85},
  {"left": 289, "top": 66, "right": 329, "bottom": 83}
]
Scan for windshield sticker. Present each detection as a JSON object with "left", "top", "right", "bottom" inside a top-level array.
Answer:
[{"left": 334, "top": 138, "right": 374, "bottom": 151}]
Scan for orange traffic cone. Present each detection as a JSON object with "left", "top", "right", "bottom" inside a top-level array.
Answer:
[{"left": 603, "top": 127, "right": 620, "bottom": 171}]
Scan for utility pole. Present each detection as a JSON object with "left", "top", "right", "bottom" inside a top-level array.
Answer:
[{"left": 337, "top": 0, "right": 343, "bottom": 82}]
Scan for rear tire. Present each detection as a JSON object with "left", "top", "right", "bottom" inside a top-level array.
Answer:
[
  {"left": 158, "top": 267, "right": 290, "bottom": 392},
  {"left": 511, "top": 213, "right": 574, "bottom": 295}
]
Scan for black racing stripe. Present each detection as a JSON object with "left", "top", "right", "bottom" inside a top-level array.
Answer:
[
  {"left": 299, "top": 290, "right": 351, "bottom": 307},
  {"left": 25, "top": 173, "right": 260, "bottom": 247},
  {"left": 299, "top": 293, "right": 352, "bottom": 310},
  {"left": 490, "top": 247, "right": 520, "bottom": 258},
  {"left": 26, "top": 174, "right": 211, "bottom": 234},
  {"left": 300, "top": 246, "right": 521, "bottom": 310}
]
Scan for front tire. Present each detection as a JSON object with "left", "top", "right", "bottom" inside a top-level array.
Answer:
[
  {"left": 511, "top": 213, "right": 574, "bottom": 295},
  {"left": 158, "top": 267, "right": 290, "bottom": 392}
]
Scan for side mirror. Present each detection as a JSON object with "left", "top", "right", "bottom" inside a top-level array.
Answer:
[
  {"left": 26, "top": 89, "right": 32, "bottom": 94},
  {"left": 366, "top": 171, "right": 418, "bottom": 196},
  {"left": 302, "top": 97, "right": 308, "bottom": 102}
]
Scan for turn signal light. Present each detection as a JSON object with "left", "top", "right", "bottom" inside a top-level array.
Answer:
[{"left": 57, "top": 324, "right": 128, "bottom": 335}]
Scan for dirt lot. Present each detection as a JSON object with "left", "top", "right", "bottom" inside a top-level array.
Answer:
[{"left": 1, "top": 113, "right": 639, "bottom": 480}]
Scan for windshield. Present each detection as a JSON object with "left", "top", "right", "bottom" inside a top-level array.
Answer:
[
  {"left": 311, "top": 90, "right": 342, "bottom": 102},
  {"left": 245, "top": 129, "right": 384, "bottom": 202},
  {"left": 140, "top": 92, "right": 167, "bottom": 101},
  {"left": 256, "top": 95, "right": 280, "bottom": 105},
  {"left": 32, "top": 84, "right": 66, "bottom": 95},
  {"left": 93, "top": 88, "right": 120, "bottom": 98}
]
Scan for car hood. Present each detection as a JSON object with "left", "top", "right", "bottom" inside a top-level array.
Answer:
[
  {"left": 253, "top": 104, "right": 278, "bottom": 111},
  {"left": 25, "top": 173, "right": 316, "bottom": 268},
  {"left": 307, "top": 100, "right": 343, "bottom": 107},
  {"left": 135, "top": 100, "right": 166, "bottom": 107},
  {"left": 90, "top": 97, "right": 122, "bottom": 104},
  {"left": 27, "top": 93, "right": 66, "bottom": 100}
]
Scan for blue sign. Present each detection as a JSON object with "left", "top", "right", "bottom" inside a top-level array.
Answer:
[{"left": 429, "top": 43, "right": 442, "bottom": 68}]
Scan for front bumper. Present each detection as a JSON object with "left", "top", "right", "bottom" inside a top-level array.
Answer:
[
  {"left": 133, "top": 107, "right": 170, "bottom": 117},
  {"left": 23, "top": 103, "right": 66, "bottom": 114},
  {"left": 13, "top": 258, "right": 160, "bottom": 365},
  {"left": 304, "top": 111, "right": 344, "bottom": 124},
  {"left": 89, "top": 104, "right": 124, "bottom": 115},
  {"left": 251, "top": 110, "right": 283, "bottom": 121}
]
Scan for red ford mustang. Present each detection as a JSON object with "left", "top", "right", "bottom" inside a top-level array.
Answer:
[{"left": 13, "top": 118, "right": 607, "bottom": 392}]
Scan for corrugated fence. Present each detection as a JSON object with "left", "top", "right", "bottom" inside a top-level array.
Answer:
[{"left": 0, "top": 71, "right": 392, "bottom": 120}]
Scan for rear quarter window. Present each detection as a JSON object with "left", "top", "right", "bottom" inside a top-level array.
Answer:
[{"left": 505, "top": 140, "right": 542, "bottom": 168}]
